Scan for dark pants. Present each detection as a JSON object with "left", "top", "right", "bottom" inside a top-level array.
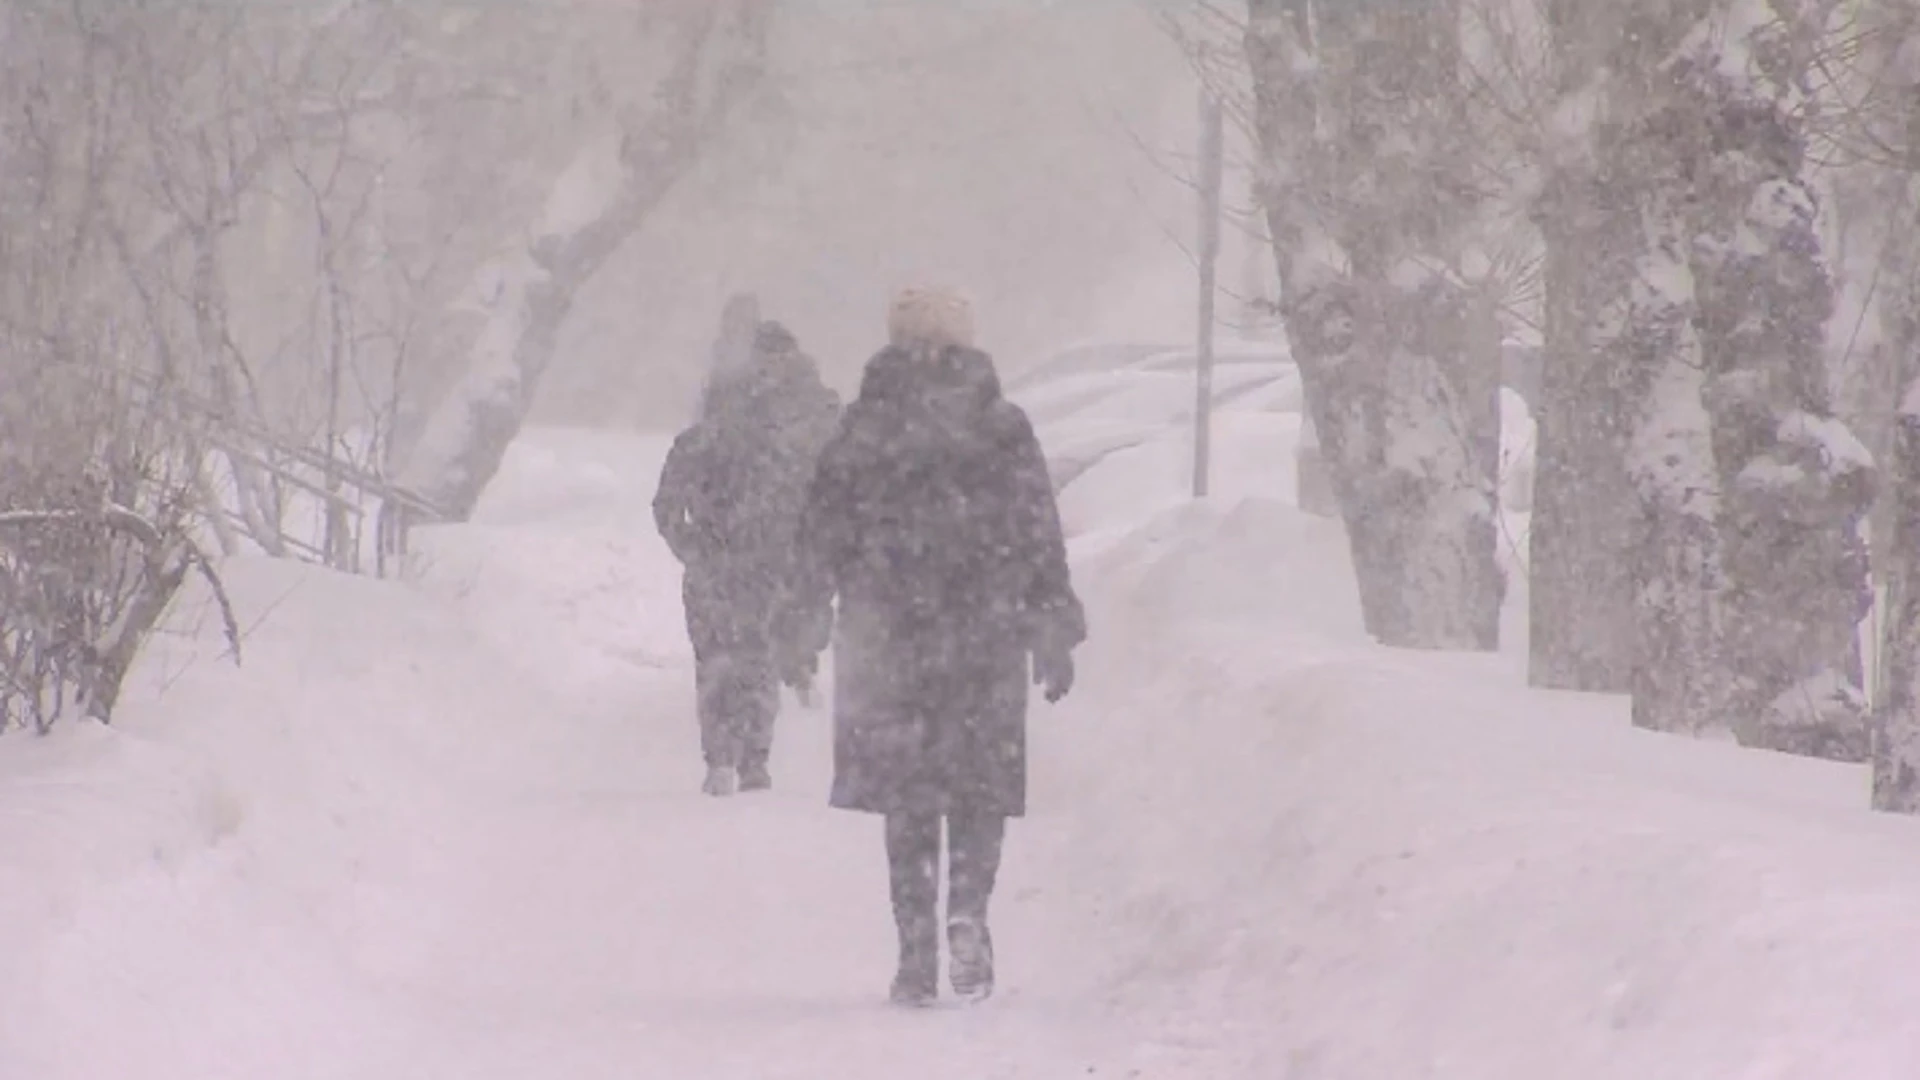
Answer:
[
  {"left": 693, "top": 649, "right": 777, "bottom": 768},
  {"left": 686, "top": 567, "right": 779, "bottom": 769},
  {"left": 884, "top": 812, "right": 1006, "bottom": 963}
]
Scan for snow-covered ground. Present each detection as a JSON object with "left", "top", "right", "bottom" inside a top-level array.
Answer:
[{"left": 4, "top": 381, "right": 1920, "bottom": 1076}]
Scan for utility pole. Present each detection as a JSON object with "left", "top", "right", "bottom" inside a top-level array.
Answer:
[{"left": 1193, "top": 89, "right": 1225, "bottom": 498}]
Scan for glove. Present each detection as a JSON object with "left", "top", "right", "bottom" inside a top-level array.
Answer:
[{"left": 1032, "top": 646, "right": 1074, "bottom": 704}]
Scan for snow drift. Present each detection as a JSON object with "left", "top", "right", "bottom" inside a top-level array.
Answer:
[{"left": 1051, "top": 494, "right": 1920, "bottom": 1077}]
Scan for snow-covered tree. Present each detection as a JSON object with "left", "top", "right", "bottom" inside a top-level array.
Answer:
[
  {"left": 1599, "top": 0, "right": 1729, "bottom": 736},
  {"left": 1553, "top": 0, "right": 1874, "bottom": 751},
  {"left": 1675, "top": 0, "right": 1874, "bottom": 759},
  {"left": 1244, "top": 0, "right": 1504, "bottom": 651}
]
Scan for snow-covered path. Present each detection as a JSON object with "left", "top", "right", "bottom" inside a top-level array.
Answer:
[
  {"left": 0, "top": 428, "right": 1158, "bottom": 1079},
  {"left": 340, "top": 705, "right": 1128, "bottom": 1077},
  {"left": 347, "top": 668, "right": 1133, "bottom": 1079},
  {"left": 389, "top": 432, "right": 1135, "bottom": 1064},
  {"left": 13, "top": 424, "right": 1920, "bottom": 1078}
]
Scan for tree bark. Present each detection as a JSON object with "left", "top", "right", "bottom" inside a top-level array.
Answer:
[
  {"left": 1624, "top": 281, "right": 1726, "bottom": 738},
  {"left": 1244, "top": 0, "right": 1384, "bottom": 628},
  {"left": 1527, "top": 0, "right": 1639, "bottom": 691},
  {"left": 1520, "top": 0, "right": 1658, "bottom": 687},
  {"left": 1873, "top": 370, "right": 1920, "bottom": 809},
  {"left": 1529, "top": 227, "right": 1636, "bottom": 690},
  {"left": 1245, "top": 0, "right": 1501, "bottom": 651},
  {"left": 1584, "top": 0, "right": 1727, "bottom": 735},
  {"left": 1679, "top": 0, "right": 1875, "bottom": 761},
  {"left": 1864, "top": 0, "right": 1920, "bottom": 809}
]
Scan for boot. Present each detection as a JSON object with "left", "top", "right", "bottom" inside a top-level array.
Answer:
[
  {"left": 702, "top": 764, "right": 738, "bottom": 796},
  {"left": 885, "top": 813, "right": 941, "bottom": 1007},
  {"left": 947, "top": 915, "right": 994, "bottom": 1003},
  {"left": 738, "top": 752, "right": 772, "bottom": 792},
  {"left": 889, "top": 915, "right": 939, "bottom": 1007},
  {"left": 947, "top": 813, "right": 1006, "bottom": 1003}
]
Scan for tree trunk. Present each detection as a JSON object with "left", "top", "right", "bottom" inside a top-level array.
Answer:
[
  {"left": 1244, "top": 0, "right": 1386, "bottom": 631},
  {"left": 397, "top": 3, "right": 769, "bottom": 522},
  {"left": 1329, "top": 0, "right": 1501, "bottom": 650},
  {"left": 1360, "top": 261, "right": 1502, "bottom": 649},
  {"left": 1625, "top": 299, "right": 1725, "bottom": 737},
  {"left": 1864, "top": 0, "right": 1920, "bottom": 808},
  {"left": 1873, "top": 371, "right": 1920, "bottom": 809},
  {"left": 1528, "top": 1, "right": 1639, "bottom": 690},
  {"left": 188, "top": 222, "right": 288, "bottom": 558},
  {"left": 1872, "top": 203, "right": 1920, "bottom": 711},
  {"left": 1583, "top": 0, "right": 1727, "bottom": 735},
  {"left": 1530, "top": 223, "right": 1636, "bottom": 690},
  {"left": 1245, "top": 0, "right": 1501, "bottom": 650},
  {"left": 1680, "top": 0, "right": 1875, "bottom": 761}
]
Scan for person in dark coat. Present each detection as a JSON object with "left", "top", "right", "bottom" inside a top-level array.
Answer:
[
  {"left": 655, "top": 314, "right": 842, "bottom": 796},
  {"left": 781, "top": 287, "right": 1084, "bottom": 1006}
]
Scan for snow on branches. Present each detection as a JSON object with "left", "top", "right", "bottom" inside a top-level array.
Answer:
[{"left": 0, "top": 501, "right": 240, "bottom": 733}]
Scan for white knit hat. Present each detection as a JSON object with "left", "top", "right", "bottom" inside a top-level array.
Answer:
[{"left": 887, "top": 287, "right": 974, "bottom": 349}]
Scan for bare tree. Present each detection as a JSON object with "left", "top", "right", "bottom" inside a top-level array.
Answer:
[
  {"left": 0, "top": 8, "right": 241, "bottom": 730},
  {"left": 0, "top": 398, "right": 241, "bottom": 731},
  {"left": 11, "top": 1, "right": 738, "bottom": 570},
  {"left": 396, "top": 0, "right": 775, "bottom": 523}
]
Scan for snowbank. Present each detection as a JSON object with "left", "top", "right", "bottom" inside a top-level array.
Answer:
[
  {"left": 411, "top": 428, "right": 693, "bottom": 695},
  {"left": 1045, "top": 495, "right": 1920, "bottom": 1077},
  {"left": 0, "top": 557, "right": 551, "bottom": 1078},
  {"left": 1056, "top": 410, "right": 1303, "bottom": 546}
]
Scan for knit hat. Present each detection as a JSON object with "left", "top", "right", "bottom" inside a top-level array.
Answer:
[{"left": 887, "top": 287, "right": 974, "bottom": 349}]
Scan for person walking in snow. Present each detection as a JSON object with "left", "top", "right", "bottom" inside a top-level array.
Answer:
[
  {"left": 780, "top": 287, "right": 1084, "bottom": 1006},
  {"left": 655, "top": 303, "right": 842, "bottom": 796}
]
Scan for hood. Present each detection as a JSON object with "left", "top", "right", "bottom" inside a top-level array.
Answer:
[
  {"left": 844, "top": 344, "right": 1013, "bottom": 465},
  {"left": 702, "top": 335, "right": 834, "bottom": 424},
  {"left": 855, "top": 344, "right": 1002, "bottom": 408}
]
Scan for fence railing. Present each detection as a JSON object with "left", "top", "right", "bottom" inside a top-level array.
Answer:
[{"left": 125, "top": 372, "right": 449, "bottom": 577}]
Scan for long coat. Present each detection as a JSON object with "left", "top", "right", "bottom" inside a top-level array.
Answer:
[
  {"left": 655, "top": 331, "right": 842, "bottom": 657},
  {"left": 786, "top": 344, "right": 1085, "bottom": 817}
]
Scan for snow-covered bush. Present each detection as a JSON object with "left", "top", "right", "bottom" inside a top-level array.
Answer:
[{"left": 0, "top": 353, "right": 239, "bottom": 733}]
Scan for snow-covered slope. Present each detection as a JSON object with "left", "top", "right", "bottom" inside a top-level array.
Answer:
[
  {"left": 1052, "top": 495, "right": 1920, "bottom": 1077},
  {"left": 3, "top": 412, "right": 1918, "bottom": 1078}
]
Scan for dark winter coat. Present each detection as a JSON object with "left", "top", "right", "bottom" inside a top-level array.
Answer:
[
  {"left": 655, "top": 328, "right": 842, "bottom": 656},
  {"left": 786, "top": 344, "right": 1085, "bottom": 817}
]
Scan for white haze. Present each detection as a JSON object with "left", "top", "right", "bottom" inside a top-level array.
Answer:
[{"left": 542, "top": 2, "right": 1213, "bottom": 425}]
